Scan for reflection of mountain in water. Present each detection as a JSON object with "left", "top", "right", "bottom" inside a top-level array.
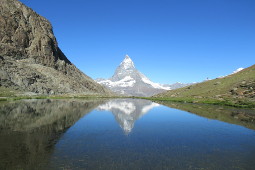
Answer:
[
  {"left": 97, "top": 99, "right": 159, "bottom": 134},
  {"left": 0, "top": 99, "right": 106, "bottom": 170}
]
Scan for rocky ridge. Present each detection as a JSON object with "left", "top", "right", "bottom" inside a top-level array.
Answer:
[{"left": 0, "top": 0, "right": 110, "bottom": 95}]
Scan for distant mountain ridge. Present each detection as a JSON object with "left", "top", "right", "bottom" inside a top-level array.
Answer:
[{"left": 0, "top": 0, "right": 110, "bottom": 95}]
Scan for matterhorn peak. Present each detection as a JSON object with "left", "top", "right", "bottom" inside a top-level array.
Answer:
[
  {"left": 96, "top": 54, "right": 172, "bottom": 97},
  {"left": 120, "top": 55, "right": 135, "bottom": 69},
  {"left": 125, "top": 54, "right": 130, "bottom": 59}
]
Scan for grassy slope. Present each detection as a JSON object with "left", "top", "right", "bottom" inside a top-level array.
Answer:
[{"left": 152, "top": 64, "right": 255, "bottom": 108}]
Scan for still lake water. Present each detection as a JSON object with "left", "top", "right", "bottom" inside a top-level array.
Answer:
[{"left": 0, "top": 98, "right": 255, "bottom": 170}]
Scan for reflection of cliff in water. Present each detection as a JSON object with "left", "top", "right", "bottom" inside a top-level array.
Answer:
[
  {"left": 0, "top": 99, "right": 106, "bottom": 170},
  {"left": 97, "top": 99, "right": 159, "bottom": 134},
  {"left": 157, "top": 101, "right": 255, "bottom": 130}
]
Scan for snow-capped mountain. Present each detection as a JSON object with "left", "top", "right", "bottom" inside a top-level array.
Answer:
[
  {"left": 97, "top": 99, "right": 159, "bottom": 134},
  {"left": 96, "top": 55, "right": 171, "bottom": 97}
]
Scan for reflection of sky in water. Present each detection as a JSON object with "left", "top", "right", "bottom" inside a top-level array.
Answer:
[{"left": 49, "top": 99, "right": 255, "bottom": 170}]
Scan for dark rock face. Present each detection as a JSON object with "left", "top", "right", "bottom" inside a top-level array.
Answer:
[{"left": 0, "top": 0, "right": 109, "bottom": 95}]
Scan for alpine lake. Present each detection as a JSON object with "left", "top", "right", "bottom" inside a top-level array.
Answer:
[{"left": 0, "top": 98, "right": 255, "bottom": 170}]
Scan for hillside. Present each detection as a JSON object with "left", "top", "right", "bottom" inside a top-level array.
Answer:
[
  {"left": 0, "top": 0, "right": 110, "bottom": 96},
  {"left": 154, "top": 64, "right": 255, "bottom": 107}
]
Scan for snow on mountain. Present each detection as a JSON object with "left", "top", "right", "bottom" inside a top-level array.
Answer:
[
  {"left": 140, "top": 74, "right": 171, "bottom": 90},
  {"left": 98, "top": 76, "right": 136, "bottom": 88},
  {"left": 96, "top": 55, "right": 170, "bottom": 97}
]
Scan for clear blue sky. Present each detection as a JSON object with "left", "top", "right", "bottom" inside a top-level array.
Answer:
[{"left": 20, "top": 0, "right": 255, "bottom": 84}]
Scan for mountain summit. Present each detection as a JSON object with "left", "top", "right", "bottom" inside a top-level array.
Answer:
[
  {"left": 111, "top": 55, "right": 136, "bottom": 81},
  {"left": 96, "top": 55, "right": 170, "bottom": 97},
  {"left": 119, "top": 55, "right": 135, "bottom": 70}
]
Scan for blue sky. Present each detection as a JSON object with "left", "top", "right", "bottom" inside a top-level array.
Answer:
[{"left": 20, "top": 0, "right": 255, "bottom": 84}]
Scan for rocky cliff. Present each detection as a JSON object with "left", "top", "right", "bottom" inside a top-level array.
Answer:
[{"left": 0, "top": 0, "right": 109, "bottom": 95}]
